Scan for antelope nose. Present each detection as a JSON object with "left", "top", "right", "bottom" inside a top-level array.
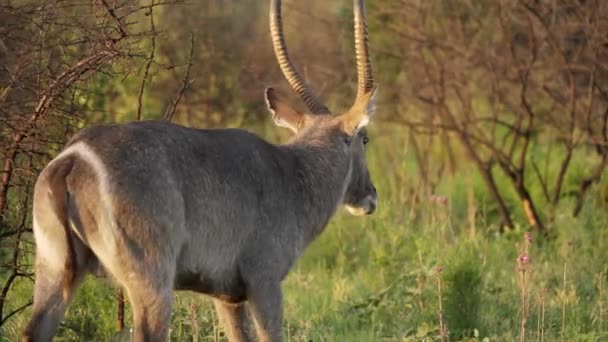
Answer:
[
  {"left": 367, "top": 184, "right": 377, "bottom": 195},
  {"left": 367, "top": 196, "right": 377, "bottom": 215}
]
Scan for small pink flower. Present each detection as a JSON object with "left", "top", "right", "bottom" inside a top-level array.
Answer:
[
  {"left": 429, "top": 194, "right": 448, "bottom": 206},
  {"left": 435, "top": 265, "right": 444, "bottom": 275},
  {"left": 524, "top": 232, "right": 532, "bottom": 243},
  {"left": 518, "top": 253, "right": 530, "bottom": 265}
]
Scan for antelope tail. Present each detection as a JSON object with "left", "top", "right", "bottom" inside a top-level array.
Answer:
[{"left": 46, "top": 156, "right": 77, "bottom": 300}]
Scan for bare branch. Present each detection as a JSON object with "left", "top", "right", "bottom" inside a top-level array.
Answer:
[
  {"left": 162, "top": 32, "right": 195, "bottom": 122},
  {"left": 137, "top": 0, "right": 157, "bottom": 121},
  {"left": 0, "top": 301, "right": 33, "bottom": 326},
  {"left": 98, "top": 0, "right": 128, "bottom": 41}
]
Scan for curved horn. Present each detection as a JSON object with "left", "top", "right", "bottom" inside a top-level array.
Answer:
[
  {"left": 354, "top": 0, "right": 374, "bottom": 99},
  {"left": 269, "top": 0, "right": 330, "bottom": 114}
]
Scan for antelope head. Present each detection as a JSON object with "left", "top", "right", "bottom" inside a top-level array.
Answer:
[{"left": 265, "top": 0, "right": 378, "bottom": 216}]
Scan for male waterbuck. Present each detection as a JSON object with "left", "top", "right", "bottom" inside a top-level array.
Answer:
[{"left": 22, "top": 0, "right": 378, "bottom": 340}]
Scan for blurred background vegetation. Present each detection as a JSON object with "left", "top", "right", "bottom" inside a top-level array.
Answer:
[{"left": 1, "top": 0, "right": 608, "bottom": 340}]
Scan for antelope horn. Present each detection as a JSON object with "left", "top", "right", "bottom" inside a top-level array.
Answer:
[
  {"left": 269, "top": 0, "right": 330, "bottom": 114},
  {"left": 354, "top": 0, "right": 374, "bottom": 99}
]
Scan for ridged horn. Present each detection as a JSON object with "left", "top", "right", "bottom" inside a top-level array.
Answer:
[
  {"left": 354, "top": 0, "right": 374, "bottom": 99},
  {"left": 269, "top": 0, "right": 330, "bottom": 114}
]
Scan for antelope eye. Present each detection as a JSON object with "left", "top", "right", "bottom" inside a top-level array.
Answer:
[{"left": 362, "top": 136, "right": 369, "bottom": 145}]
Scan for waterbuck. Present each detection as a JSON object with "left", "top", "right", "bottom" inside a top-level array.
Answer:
[{"left": 22, "top": 0, "right": 378, "bottom": 340}]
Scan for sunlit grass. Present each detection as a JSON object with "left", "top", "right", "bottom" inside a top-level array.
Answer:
[{"left": 2, "top": 126, "right": 608, "bottom": 341}]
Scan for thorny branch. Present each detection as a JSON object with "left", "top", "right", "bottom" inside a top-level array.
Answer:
[
  {"left": 137, "top": 0, "right": 157, "bottom": 121},
  {"left": 162, "top": 32, "right": 195, "bottom": 122},
  {"left": 0, "top": 0, "right": 183, "bottom": 328}
]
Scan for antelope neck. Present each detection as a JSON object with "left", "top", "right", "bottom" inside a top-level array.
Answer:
[{"left": 282, "top": 137, "right": 351, "bottom": 236}]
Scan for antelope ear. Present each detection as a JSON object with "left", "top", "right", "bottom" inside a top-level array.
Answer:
[
  {"left": 342, "top": 87, "right": 378, "bottom": 136},
  {"left": 265, "top": 87, "right": 305, "bottom": 133}
]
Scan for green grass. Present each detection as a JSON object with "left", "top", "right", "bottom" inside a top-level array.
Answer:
[{"left": 2, "top": 126, "right": 608, "bottom": 341}]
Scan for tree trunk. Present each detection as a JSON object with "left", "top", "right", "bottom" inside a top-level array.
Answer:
[
  {"left": 504, "top": 168, "right": 546, "bottom": 233},
  {"left": 516, "top": 186, "right": 545, "bottom": 232}
]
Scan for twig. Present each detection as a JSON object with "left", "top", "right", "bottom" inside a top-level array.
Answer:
[
  {"left": 0, "top": 228, "right": 33, "bottom": 241},
  {"left": 435, "top": 266, "right": 448, "bottom": 342},
  {"left": 0, "top": 301, "right": 33, "bottom": 326},
  {"left": 136, "top": 0, "right": 157, "bottom": 121},
  {"left": 162, "top": 32, "right": 195, "bottom": 122},
  {"left": 99, "top": 0, "right": 128, "bottom": 41},
  {"left": 531, "top": 161, "right": 550, "bottom": 202}
]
